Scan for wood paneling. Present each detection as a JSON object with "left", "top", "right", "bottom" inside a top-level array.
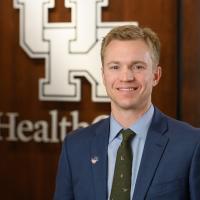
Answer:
[
  {"left": 0, "top": 0, "right": 192, "bottom": 199},
  {"left": 182, "top": 0, "right": 200, "bottom": 126}
]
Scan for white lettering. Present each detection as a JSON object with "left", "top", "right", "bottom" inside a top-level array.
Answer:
[
  {"left": 0, "top": 110, "right": 108, "bottom": 143},
  {"left": 33, "top": 121, "right": 49, "bottom": 143},
  {"left": 0, "top": 112, "right": 18, "bottom": 141},
  {"left": 70, "top": 110, "right": 89, "bottom": 130},
  {"left": 49, "top": 110, "right": 59, "bottom": 143},
  {"left": 59, "top": 117, "right": 72, "bottom": 141},
  {"left": 17, "top": 120, "right": 33, "bottom": 142},
  {"left": 13, "top": 0, "right": 138, "bottom": 102}
]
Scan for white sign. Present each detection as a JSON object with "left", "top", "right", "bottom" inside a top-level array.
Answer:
[{"left": 13, "top": 0, "right": 138, "bottom": 102}]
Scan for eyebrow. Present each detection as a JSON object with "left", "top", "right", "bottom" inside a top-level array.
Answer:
[
  {"left": 131, "top": 61, "right": 147, "bottom": 65},
  {"left": 106, "top": 61, "right": 147, "bottom": 65},
  {"left": 106, "top": 61, "right": 120, "bottom": 65}
]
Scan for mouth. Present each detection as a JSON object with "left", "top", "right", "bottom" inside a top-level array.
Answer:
[{"left": 117, "top": 87, "right": 138, "bottom": 91}]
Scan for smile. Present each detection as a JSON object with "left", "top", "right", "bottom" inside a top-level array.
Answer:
[{"left": 117, "top": 87, "right": 138, "bottom": 91}]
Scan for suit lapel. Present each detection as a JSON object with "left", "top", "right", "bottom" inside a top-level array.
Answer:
[
  {"left": 91, "top": 118, "right": 110, "bottom": 200},
  {"left": 133, "top": 108, "right": 169, "bottom": 200}
]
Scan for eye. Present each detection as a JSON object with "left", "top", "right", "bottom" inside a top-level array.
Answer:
[
  {"left": 136, "top": 65, "right": 144, "bottom": 69},
  {"left": 110, "top": 65, "right": 119, "bottom": 70},
  {"left": 133, "top": 64, "right": 145, "bottom": 71}
]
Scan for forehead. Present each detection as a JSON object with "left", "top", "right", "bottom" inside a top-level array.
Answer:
[
  {"left": 104, "top": 39, "right": 152, "bottom": 62},
  {"left": 105, "top": 39, "right": 149, "bottom": 50},
  {"left": 104, "top": 39, "right": 151, "bottom": 56}
]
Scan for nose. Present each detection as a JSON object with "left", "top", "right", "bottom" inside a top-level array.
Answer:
[{"left": 121, "top": 67, "right": 134, "bottom": 81}]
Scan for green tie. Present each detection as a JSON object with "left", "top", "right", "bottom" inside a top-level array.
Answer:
[{"left": 110, "top": 129, "right": 135, "bottom": 200}]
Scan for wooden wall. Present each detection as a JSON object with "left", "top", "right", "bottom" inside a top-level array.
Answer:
[
  {"left": 182, "top": 0, "right": 200, "bottom": 125},
  {"left": 0, "top": 0, "right": 199, "bottom": 199}
]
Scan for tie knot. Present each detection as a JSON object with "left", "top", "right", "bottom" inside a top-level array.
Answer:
[{"left": 121, "top": 129, "right": 135, "bottom": 143}]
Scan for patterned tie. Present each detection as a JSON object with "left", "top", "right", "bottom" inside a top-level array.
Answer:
[{"left": 110, "top": 129, "right": 135, "bottom": 200}]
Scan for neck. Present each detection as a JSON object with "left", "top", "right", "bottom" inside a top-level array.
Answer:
[{"left": 111, "top": 104, "right": 152, "bottom": 128}]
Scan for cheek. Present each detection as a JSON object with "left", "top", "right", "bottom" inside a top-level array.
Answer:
[
  {"left": 103, "top": 71, "right": 118, "bottom": 85},
  {"left": 102, "top": 73, "right": 112, "bottom": 87},
  {"left": 102, "top": 71, "right": 109, "bottom": 85},
  {"left": 139, "top": 75, "right": 154, "bottom": 88}
]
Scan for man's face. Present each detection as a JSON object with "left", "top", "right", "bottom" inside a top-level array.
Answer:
[{"left": 102, "top": 39, "right": 161, "bottom": 113}]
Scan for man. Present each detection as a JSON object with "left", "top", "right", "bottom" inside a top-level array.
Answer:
[{"left": 54, "top": 25, "right": 200, "bottom": 200}]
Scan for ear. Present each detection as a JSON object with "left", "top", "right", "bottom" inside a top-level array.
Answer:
[{"left": 153, "top": 66, "right": 162, "bottom": 87}]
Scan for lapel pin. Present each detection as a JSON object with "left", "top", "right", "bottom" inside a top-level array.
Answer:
[{"left": 91, "top": 156, "right": 99, "bottom": 164}]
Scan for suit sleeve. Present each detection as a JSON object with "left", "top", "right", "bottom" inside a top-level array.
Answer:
[
  {"left": 189, "top": 142, "right": 200, "bottom": 200},
  {"left": 54, "top": 137, "right": 74, "bottom": 200}
]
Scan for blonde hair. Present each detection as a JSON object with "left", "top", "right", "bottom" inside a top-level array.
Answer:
[{"left": 101, "top": 25, "right": 161, "bottom": 65}]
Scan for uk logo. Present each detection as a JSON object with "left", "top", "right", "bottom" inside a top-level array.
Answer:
[{"left": 13, "top": 0, "right": 138, "bottom": 102}]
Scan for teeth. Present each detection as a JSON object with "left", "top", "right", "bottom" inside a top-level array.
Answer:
[{"left": 119, "top": 87, "right": 135, "bottom": 91}]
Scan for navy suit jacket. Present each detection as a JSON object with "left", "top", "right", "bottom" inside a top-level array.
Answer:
[{"left": 54, "top": 108, "right": 200, "bottom": 200}]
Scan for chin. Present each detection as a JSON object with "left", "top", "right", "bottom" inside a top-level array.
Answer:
[{"left": 117, "top": 102, "right": 138, "bottom": 110}]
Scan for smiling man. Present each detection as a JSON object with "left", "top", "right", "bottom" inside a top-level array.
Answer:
[
  {"left": 102, "top": 37, "right": 161, "bottom": 128},
  {"left": 54, "top": 25, "right": 200, "bottom": 200}
]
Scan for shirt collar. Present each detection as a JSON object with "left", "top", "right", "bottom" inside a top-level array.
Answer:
[{"left": 109, "top": 105, "right": 154, "bottom": 143}]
